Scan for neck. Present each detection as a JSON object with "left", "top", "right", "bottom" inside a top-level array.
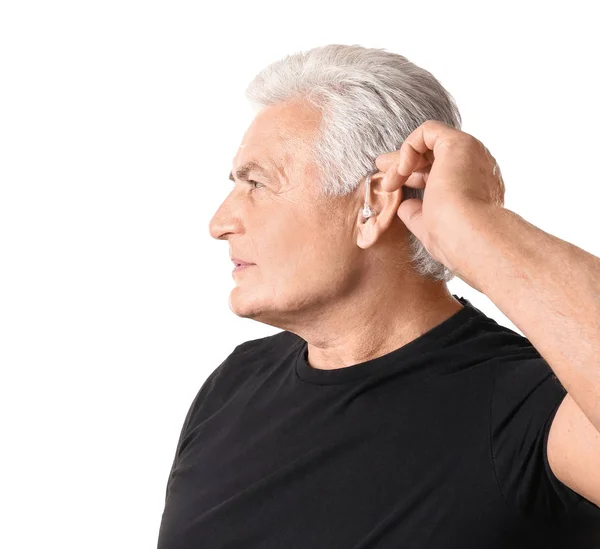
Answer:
[{"left": 294, "top": 274, "right": 464, "bottom": 371}]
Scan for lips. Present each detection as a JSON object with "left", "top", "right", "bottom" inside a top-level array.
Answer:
[{"left": 231, "top": 258, "right": 255, "bottom": 267}]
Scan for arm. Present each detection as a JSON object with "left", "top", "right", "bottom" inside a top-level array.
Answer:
[
  {"left": 376, "top": 120, "right": 600, "bottom": 506},
  {"left": 455, "top": 205, "right": 600, "bottom": 506}
]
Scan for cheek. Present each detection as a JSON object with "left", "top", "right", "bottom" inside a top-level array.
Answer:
[
  {"left": 249, "top": 204, "right": 350, "bottom": 276},
  {"left": 245, "top": 214, "right": 299, "bottom": 269}
]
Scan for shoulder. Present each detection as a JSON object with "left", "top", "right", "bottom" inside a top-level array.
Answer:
[
  {"left": 466, "top": 309, "right": 561, "bottom": 391},
  {"left": 232, "top": 329, "right": 302, "bottom": 358},
  {"left": 492, "top": 339, "right": 562, "bottom": 401},
  {"left": 487, "top": 333, "right": 589, "bottom": 523},
  {"left": 229, "top": 330, "right": 303, "bottom": 372},
  {"left": 214, "top": 330, "right": 303, "bottom": 383},
  {"left": 490, "top": 332, "right": 566, "bottom": 456}
]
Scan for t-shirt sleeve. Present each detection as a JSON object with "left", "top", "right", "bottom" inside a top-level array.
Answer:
[{"left": 490, "top": 353, "right": 591, "bottom": 525}]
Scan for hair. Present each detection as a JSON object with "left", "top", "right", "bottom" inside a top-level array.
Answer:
[{"left": 245, "top": 44, "right": 461, "bottom": 282}]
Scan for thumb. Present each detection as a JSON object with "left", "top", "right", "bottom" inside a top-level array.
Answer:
[{"left": 397, "top": 198, "right": 425, "bottom": 243}]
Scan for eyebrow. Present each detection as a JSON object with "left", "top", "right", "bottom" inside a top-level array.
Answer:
[{"left": 228, "top": 161, "right": 271, "bottom": 182}]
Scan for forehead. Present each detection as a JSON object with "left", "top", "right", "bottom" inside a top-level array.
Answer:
[{"left": 233, "top": 99, "right": 321, "bottom": 168}]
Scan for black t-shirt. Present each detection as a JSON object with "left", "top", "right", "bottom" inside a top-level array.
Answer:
[{"left": 157, "top": 295, "right": 600, "bottom": 548}]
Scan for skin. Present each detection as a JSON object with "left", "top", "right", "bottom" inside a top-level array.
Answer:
[{"left": 208, "top": 98, "right": 463, "bottom": 371}]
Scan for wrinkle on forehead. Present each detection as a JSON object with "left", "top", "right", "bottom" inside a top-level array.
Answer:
[{"left": 234, "top": 99, "right": 322, "bottom": 189}]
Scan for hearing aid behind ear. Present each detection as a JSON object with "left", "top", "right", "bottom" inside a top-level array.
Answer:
[
  {"left": 361, "top": 167, "right": 411, "bottom": 221},
  {"left": 361, "top": 169, "right": 378, "bottom": 221}
]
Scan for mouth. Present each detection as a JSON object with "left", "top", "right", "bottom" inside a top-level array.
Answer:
[
  {"left": 232, "top": 263, "right": 255, "bottom": 274},
  {"left": 231, "top": 257, "right": 255, "bottom": 268}
]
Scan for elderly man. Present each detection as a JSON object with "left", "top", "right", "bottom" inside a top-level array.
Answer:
[{"left": 157, "top": 45, "right": 600, "bottom": 548}]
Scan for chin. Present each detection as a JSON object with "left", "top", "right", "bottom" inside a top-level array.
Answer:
[{"left": 228, "top": 288, "right": 266, "bottom": 319}]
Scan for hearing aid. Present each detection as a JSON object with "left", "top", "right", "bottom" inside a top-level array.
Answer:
[{"left": 361, "top": 169, "right": 379, "bottom": 221}]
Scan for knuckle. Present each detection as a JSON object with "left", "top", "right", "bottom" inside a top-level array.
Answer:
[
  {"left": 463, "top": 133, "right": 480, "bottom": 148},
  {"left": 437, "top": 136, "right": 461, "bottom": 152}
]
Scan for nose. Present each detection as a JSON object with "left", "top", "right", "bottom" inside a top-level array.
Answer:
[{"left": 208, "top": 194, "right": 243, "bottom": 241}]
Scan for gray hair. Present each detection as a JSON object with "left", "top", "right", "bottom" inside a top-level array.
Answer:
[{"left": 245, "top": 44, "right": 461, "bottom": 282}]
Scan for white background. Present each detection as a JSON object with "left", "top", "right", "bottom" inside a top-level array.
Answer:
[{"left": 1, "top": 1, "right": 598, "bottom": 547}]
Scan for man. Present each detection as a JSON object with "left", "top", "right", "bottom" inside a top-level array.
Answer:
[{"left": 157, "top": 45, "right": 600, "bottom": 548}]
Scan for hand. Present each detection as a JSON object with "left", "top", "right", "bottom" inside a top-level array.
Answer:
[{"left": 375, "top": 120, "right": 506, "bottom": 275}]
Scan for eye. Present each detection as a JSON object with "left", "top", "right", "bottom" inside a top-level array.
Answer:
[{"left": 248, "top": 180, "right": 265, "bottom": 190}]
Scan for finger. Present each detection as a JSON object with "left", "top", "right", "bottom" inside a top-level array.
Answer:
[
  {"left": 376, "top": 147, "right": 430, "bottom": 172},
  {"left": 381, "top": 160, "right": 401, "bottom": 191},
  {"left": 397, "top": 198, "right": 424, "bottom": 243},
  {"left": 375, "top": 151, "right": 398, "bottom": 172},
  {"left": 403, "top": 169, "right": 429, "bottom": 189},
  {"left": 398, "top": 121, "right": 461, "bottom": 176},
  {"left": 381, "top": 157, "right": 430, "bottom": 192}
]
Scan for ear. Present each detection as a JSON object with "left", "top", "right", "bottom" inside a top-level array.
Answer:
[{"left": 356, "top": 172, "right": 403, "bottom": 249}]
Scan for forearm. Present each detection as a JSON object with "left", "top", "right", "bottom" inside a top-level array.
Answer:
[{"left": 454, "top": 205, "right": 600, "bottom": 431}]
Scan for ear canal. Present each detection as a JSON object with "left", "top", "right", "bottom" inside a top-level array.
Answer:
[{"left": 361, "top": 205, "right": 376, "bottom": 219}]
